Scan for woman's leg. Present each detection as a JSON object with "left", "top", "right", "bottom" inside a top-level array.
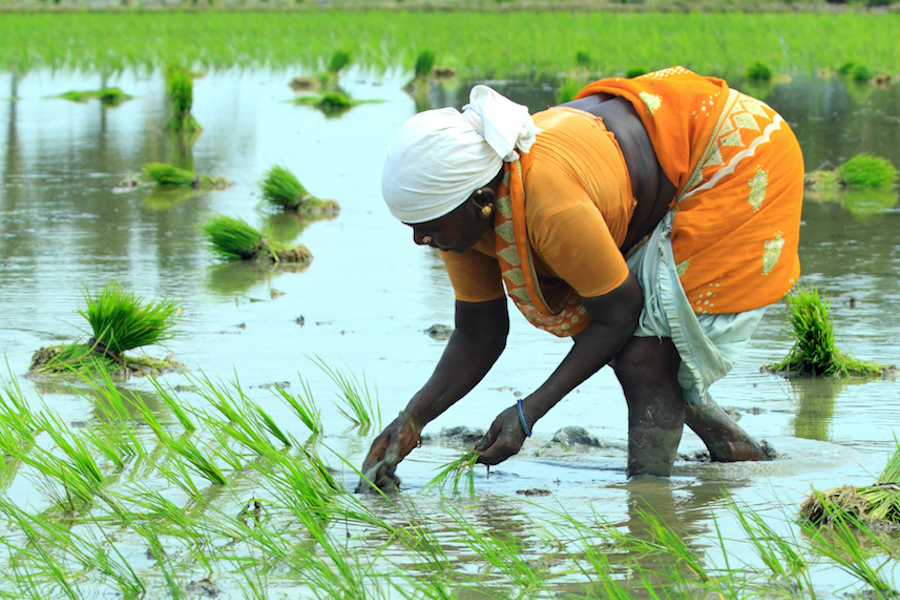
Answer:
[
  {"left": 613, "top": 336, "right": 684, "bottom": 477},
  {"left": 684, "top": 395, "right": 775, "bottom": 462}
]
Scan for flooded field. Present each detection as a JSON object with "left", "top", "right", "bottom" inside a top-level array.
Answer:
[{"left": 0, "top": 65, "right": 899, "bottom": 597}]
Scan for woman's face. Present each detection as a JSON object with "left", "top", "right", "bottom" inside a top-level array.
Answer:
[
  {"left": 406, "top": 199, "right": 493, "bottom": 254},
  {"left": 406, "top": 198, "right": 490, "bottom": 254}
]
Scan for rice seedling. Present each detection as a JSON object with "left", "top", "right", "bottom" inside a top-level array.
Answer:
[
  {"left": 745, "top": 60, "right": 772, "bottom": 81},
  {"left": 800, "top": 507, "right": 895, "bottom": 596},
  {"left": 766, "top": 287, "right": 889, "bottom": 378},
  {"left": 165, "top": 434, "right": 227, "bottom": 486},
  {"left": 141, "top": 162, "right": 231, "bottom": 190},
  {"left": 79, "top": 281, "right": 180, "bottom": 357},
  {"left": 309, "top": 356, "right": 380, "bottom": 431},
  {"left": 271, "top": 376, "right": 323, "bottom": 437},
  {"left": 836, "top": 153, "right": 898, "bottom": 189},
  {"left": 414, "top": 49, "right": 435, "bottom": 79},
  {"left": 423, "top": 450, "right": 482, "bottom": 497},
  {"left": 201, "top": 213, "right": 313, "bottom": 266},
  {"left": 259, "top": 165, "right": 339, "bottom": 216},
  {"left": 163, "top": 62, "right": 201, "bottom": 133}
]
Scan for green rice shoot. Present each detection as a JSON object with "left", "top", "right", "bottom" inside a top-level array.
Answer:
[
  {"left": 79, "top": 281, "right": 180, "bottom": 356},
  {"left": 424, "top": 450, "right": 483, "bottom": 497},
  {"left": 837, "top": 153, "right": 898, "bottom": 189},
  {"left": 766, "top": 287, "right": 887, "bottom": 378}
]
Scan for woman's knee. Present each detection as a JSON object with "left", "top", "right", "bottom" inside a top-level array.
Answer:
[{"left": 613, "top": 336, "right": 680, "bottom": 387}]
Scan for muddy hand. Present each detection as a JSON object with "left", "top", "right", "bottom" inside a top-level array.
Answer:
[
  {"left": 475, "top": 405, "right": 528, "bottom": 466},
  {"left": 356, "top": 414, "right": 420, "bottom": 493}
]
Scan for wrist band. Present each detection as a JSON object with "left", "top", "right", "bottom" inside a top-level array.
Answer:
[
  {"left": 517, "top": 399, "right": 532, "bottom": 437},
  {"left": 399, "top": 410, "right": 420, "bottom": 436}
]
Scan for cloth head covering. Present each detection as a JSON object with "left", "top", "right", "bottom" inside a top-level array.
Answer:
[{"left": 381, "top": 85, "right": 539, "bottom": 224}]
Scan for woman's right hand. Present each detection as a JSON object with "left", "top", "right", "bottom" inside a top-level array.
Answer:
[
  {"left": 356, "top": 414, "right": 421, "bottom": 493},
  {"left": 475, "top": 404, "right": 529, "bottom": 466}
]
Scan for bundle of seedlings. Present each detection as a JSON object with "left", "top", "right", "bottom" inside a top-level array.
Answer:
[
  {"left": 163, "top": 63, "right": 201, "bottom": 132},
  {"left": 765, "top": 287, "right": 892, "bottom": 378},
  {"left": 260, "top": 165, "right": 339, "bottom": 216},
  {"left": 29, "top": 282, "right": 183, "bottom": 380},
  {"left": 801, "top": 441, "right": 900, "bottom": 529},
  {"left": 805, "top": 153, "right": 898, "bottom": 196},
  {"left": 202, "top": 214, "right": 312, "bottom": 266},
  {"left": 293, "top": 90, "right": 367, "bottom": 118},
  {"left": 57, "top": 87, "right": 133, "bottom": 107},
  {"left": 141, "top": 162, "right": 231, "bottom": 191}
]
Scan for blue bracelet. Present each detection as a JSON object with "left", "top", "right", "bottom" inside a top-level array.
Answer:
[{"left": 517, "top": 399, "right": 532, "bottom": 437}]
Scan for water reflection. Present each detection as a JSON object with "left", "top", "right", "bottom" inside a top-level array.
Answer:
[{"left": 789, "top": 376, "right": 845, "bottom": 442}]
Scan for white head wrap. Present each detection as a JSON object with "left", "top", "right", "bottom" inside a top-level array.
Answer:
[{"left": 381, "top": 85, "right": 539, "bottom": 224}]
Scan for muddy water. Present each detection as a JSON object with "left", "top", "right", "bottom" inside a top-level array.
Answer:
[{"left": 1, "top": 67, "right": 899, "bottom": 593}]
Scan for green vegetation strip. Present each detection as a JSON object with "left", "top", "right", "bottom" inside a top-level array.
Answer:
[
  {"left": 0, "top": 12, "right": 898, "bottom": 77},
  {"left": 0, "top": 366, "right": 897, "bottom": 597}
]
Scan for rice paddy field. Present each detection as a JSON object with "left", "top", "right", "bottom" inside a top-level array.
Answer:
[{"left": 0, "top": 9, "right": 899, "bottom": 599}]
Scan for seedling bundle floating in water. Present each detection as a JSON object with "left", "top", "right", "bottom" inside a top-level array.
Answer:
[
  {"left": 260, "top": 165, "right": 340, "bottom": 216},
  {"left": 202, "top": 213, "right": 313, "bottom": 266},
  {"left": 56, "top": 87, "right": 133, "bottom": 107},
  {"left": 765, "top": 287, "right": 891, "bottom": 378},
  {"left": 29, "top": 281, "right": 183, "bottom": 380},
  {"left": 805, "top": 153, "right": 898, "bottom": 204},
  {"left": 141, "top": 162, "right": 231, "bottom": 191},
  {"left": 801, "top": 439, "right": 900, "bottom": 528},
  {"left": 164, "top": 63, "right": 201, "bottom": 133}
]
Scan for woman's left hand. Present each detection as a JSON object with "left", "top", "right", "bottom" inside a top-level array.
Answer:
[{"left": 476, "top": 404, "right": 529, "bottom": 466}]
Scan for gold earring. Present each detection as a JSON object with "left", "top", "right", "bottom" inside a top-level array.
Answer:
[
  {"left": 475, "top": 189, "right": 483, "bottom": 197},
  {"left": 481, "top": 204, "right": 493, "bottom": 216},
  {"left": 422, "top": 235, "right": 433, "bottom": 244}
]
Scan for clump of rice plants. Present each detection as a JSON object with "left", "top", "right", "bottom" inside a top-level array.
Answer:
[
  {"left": 259, "top": 165, "right": 340, "bottom": 216},
  {"left": 765, "top": 287, "right": 891, "bottom": 378},
  {"left": 163, "top": 63, "right": 201, "bottom": 132},
  {"left": 201, "top": 214, "right": 313, "bottom": 266},
  {"left": 57, "top": 87, "right": 133, "bottom": 107},
  {"left": 801, "top": 439, "right": 900, "bottom": 527},
  {"left": 746, "top": 61, "right": 772, "bottom": 81},
  {"left": 838, "top": 61, "right": 873, "bottom": 83},
  {"left": 141, "top": 162, "right": 232, "bottom": 191},
  {"left": 28, "top": 281, "right": 183, "bottom": 380},
  {"left": 292, "top": 90, "right": 373, "bottom": 118},
  {"left": 836, "top": 153, "right": 897, "bottom": 189}
]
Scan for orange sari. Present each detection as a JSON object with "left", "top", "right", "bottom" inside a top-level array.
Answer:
[{"left": 576, "top": 67, "right": 804, "bottom": 315}]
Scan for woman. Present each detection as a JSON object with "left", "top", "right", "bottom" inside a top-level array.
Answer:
[{"left": 360, "top": 67, "right": 802, "bottom": 491}]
